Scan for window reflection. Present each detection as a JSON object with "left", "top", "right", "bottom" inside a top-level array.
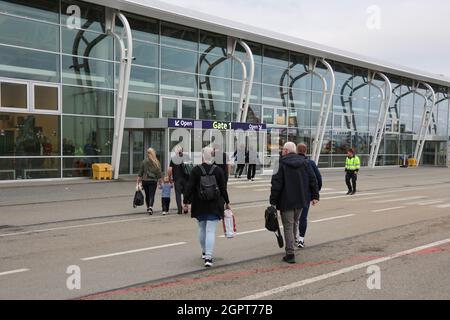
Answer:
[{"left": 0, "top": 113, "right": 60, "bottom": 157}]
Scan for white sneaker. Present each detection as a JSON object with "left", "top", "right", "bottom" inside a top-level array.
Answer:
[
  {"left": 204, "top": 259, "right": 213, "bottom": 267},
  {"left": 162, "top": 211, "right": 168, "bottom": 215}
]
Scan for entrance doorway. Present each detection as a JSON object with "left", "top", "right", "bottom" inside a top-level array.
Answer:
[{"left": 422, "top": 141, "right": 447, "bottom": 166}]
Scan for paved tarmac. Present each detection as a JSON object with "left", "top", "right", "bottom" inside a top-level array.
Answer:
[{"left": 0, "top": 167, "right": 449, "bottom": 300}]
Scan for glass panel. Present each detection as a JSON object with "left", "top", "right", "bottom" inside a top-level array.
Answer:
[
  {"left": 198, "top": 99, "right": 232, "bottom": 121},
  {"left": 232, "top": 81, "right": 261, "bottom": 104},
  {"left": 62, "top": 55, "right": 113, "bottom": 88},
  {"left": 62, "top": 27, "right": 113, "bottom": 60},
  {"left": 63, "top": 85, "right": 114, "bottom": 116},
  {"left": 263, "top": 107, "right": 274, "bottom": 124},
  {"left": 0, "top": 0, "right": 59, "bottom": 23},
  {"left": 262, "top": 85, "right": 287, "bottom": 107},
  {"left": 161, "top": 46, "right": 197, "bottom": 73},
  {"left": 0, "top": 113, "right": 60, "bottom": 156},
  {"left": 289, "top": 53, "right": 311, "bottom": 91},
  {"left": 161, "top": 97, "right": 178, "bottom": 118},
  {"left": 290, "top": 89, "right": 311, "bottom": 109},
  {"left": 0, "top": 44, "right": 59, "bottom": 82},
  {"left": 288, "top": 108, "right": 310, "bottom": 128},
  {"left": 262, "top": 65, "right": 288, "bottom": 86},
  {"left": 199, "top": 76, "right": 231, "bottom": 101},
  {"left": 234, "top": 41, "right": 262, "bottom": 64},
  {"left": 61, "top": 0, "right": 105, "bottom": 33},
  {"left": 333, "top": 131, "right": 352, "bottom": 154},
  {"left": 263, "top": 46, "right": 288, "bottom": 68},
  {"left": 120, "top": 13, "right": 158, "bottom": 43},
  {"left": 161, "top": 22, "right": 198, "bottom": 51},
  {"left": 130, "top": 41, "right": 158, "bottom": 67},
  {"left": 199, "top": 30, "right": 227, "bottom": 57},
  {"left": 0, "top": 14, "right": 59, "bottom": 52},
  {"left": 413, "top": 92, "right": 426, "bottom": 134},
  {"left": 276, "top": 109, "right": 287, "bottom": 126},
  {"left": 132, "top": 130, "right": 144, "bottom": 174},
  {"left": 200, "top": 55, "right": 231, "bottom": 78},
  {"left": 181, "top": 100, "right": 196, "bottom": 119},
  {"left": 63, "top": 156, "right": 111, "bottom": 177},
  {"left": 127, "top": 65, "right": 159, "bottom": 94},
  {"left": 353, "top": 132, "right": 369, "bottom": 154},
  {"left": 62, "top": 115, "right": 113, "bottom": 157},
  {"left": 126, "top": 92, "right": 158, "bottom": 118},
  {"left": 333, "top": 62, "right": 353, "bottom": 96},
  {"left": 233, "top": 61, "right": 262, "bottom": 84},
  {"left": 0, "top": 157, "right": 60, "bottom": 180},
  {"left": 34, "top": 85, "right": 58, "bottom": 111},
  {"left": 246, "top": 105, "right": 262, "bottom": 123},
  {"left": 161, "top": 70, "right": 197, "bottom": 97},
  {"left": 1, "top": 82, "right": 27, "bottom": 109}
]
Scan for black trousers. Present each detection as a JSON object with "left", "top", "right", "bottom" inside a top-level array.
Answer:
[
  {"left": 174, "top": 178, "right": 187, "bottom": 214},
  {"left": 345, "top": 172, "right": 357, "bottom": 192},
  {"left": 247, "top": 164, "right": 256, "bottom": 180},
  {"left": 235, "top": 164, "right": 245, "bottom": 177},
  {"left": 142, "top": 180, "right": 157, "bottom": 208},
  {"left": 161, "top": 197, "right": 170, "bottom": 212}
]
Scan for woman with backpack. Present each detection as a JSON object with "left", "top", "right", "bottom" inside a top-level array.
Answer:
[
  {"left": 183, "top": 147, "right": 231, "bottom": 268},
  {"left": 137, "top": 148, "right": 162, "bottom": 215}
]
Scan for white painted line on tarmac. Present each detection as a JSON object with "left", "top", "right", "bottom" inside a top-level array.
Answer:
[
  {"left": 321, "top": 193, "right": 377, "bottom": 200},
  {"left": 235, "top": 184, "right": 271, "bottom": 189},
  {"left": 371, "top": 206, "right": 406, "bottom": 213},
  {"left": 240, "top": 238, "right": 450, "bottom": 300},
  {"left": 81, "top": 242, "right": 187, "bottom": 261},
  {"left": 435, "top": 204, "right": 450, "bottom": 208},
  {"left": 0, "top": 217, "right": 152, "bottom": 238},
  {"left": 219, "top": 214, "right": 355, "bottom": 238},
  {"left": 219, "top": 229, "right": 267, "bottom": 238},
  {"left": 0, "top": 268, "right": 30, "bottom": 277},
  {"left": 311, "top": 214, "right": 355, "bottom": 223},
  {"left": 414, "top": 200, "right": 445, "bottom": 206},
  {"left": 372, "top": 196, "right": 427, "bottom": 204}
]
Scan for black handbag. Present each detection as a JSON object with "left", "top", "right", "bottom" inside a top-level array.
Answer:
[
  {"left": 265, "top": 206, "right": 284, "bottom": 248},
  {"left": 133, "top": 190, "right": 144, "bottom": 208}
]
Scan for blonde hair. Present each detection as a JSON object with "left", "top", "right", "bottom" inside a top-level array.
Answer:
[{"left": 147, "top": 148, "right": 161, "bottom": 169}]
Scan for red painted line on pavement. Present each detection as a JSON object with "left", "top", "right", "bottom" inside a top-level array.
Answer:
[{"left": 79, "top": 244, "right": 450, "bottom": 300}]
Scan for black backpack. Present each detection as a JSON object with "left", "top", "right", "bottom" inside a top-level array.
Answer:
[
  {"left": 265, "top": 206, "right": 284, "bottom": 248},
  {"left": 133, "top": 190, "right": 144, "bottom": 208},
  {"left": 198, "top": 165, "right": 220, "bottom": 201}
]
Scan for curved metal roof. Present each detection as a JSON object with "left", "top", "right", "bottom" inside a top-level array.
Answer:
[{"left": 85, "top": 0, "right": 450, "bottom": 87}]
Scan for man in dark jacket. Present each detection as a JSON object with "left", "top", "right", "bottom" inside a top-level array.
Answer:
[
  {"left": 270, "top": 142, "right": 319, "bottom": 264},
  {"left": 169, "top": 146, "right": 191, "bottom": 214},
  {"left": 184, "top": 147, "right": 231, "bottom": 268},
  {"left": 296, "top": 143, "right": 322, "bottom": 248}
]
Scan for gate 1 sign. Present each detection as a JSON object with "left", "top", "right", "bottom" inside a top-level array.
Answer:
[{"left": 168, "top": 119, "right": 266, "bottom": 131}]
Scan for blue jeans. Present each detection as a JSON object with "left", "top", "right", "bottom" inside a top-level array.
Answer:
[{"left": 197, "top": 219, "right": 219, "bottom": 259}]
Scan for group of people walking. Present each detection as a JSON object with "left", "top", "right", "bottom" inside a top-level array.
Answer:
[{"left": 136, "top": 143, "right": 360, "bottom": 267}]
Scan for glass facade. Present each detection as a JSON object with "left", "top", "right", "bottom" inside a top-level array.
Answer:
[{"left": 0, "top": 0, "right": 449, "bottom": 180}]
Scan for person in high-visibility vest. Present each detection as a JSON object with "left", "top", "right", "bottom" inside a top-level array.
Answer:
[{"left": 345, "top": 148, "right": 360, "bottom": 195}]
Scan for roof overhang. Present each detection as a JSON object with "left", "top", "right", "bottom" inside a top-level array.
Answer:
[{"left": 83, "top": 0, "right": 450, "bottom": 88}]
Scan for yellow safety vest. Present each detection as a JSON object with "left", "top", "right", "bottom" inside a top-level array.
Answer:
[{"left": 345, "top": 156, "right": 360, "bottom": 171}]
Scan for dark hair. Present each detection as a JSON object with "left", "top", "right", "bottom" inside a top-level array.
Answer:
[{"left": 348, "top": 148, "right": 355, "bottom": 154}]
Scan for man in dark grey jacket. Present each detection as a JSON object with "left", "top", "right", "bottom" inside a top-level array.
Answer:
[{"left": 270, "top": 142, "right": 319, "bottom": 264}]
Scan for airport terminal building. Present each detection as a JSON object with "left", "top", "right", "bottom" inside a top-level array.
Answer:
[{"left": 1, "top": 0, "right": 450, "bottom": 181}]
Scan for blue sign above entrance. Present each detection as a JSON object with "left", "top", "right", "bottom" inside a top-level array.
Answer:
[{"left": 168, "top": 118, "right": 266, "bottom": 131}]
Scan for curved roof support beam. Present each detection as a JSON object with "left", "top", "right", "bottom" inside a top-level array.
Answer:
[
  {"left": 107, "top": 9, "right": 133, "bottom": 179},
  {"left": 310, "top": 58, "right": 335, "bottom": 164},
  {"left": 235, "top": 40, "right": 255, "bottom": 123},
  {"left": 412, "top": 81, "right": 436, "bottom": 165},
  {"left": 368, "top": 71, "right": 392, "bottom": 168}
]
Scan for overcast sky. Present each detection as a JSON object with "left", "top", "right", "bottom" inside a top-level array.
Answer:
[{"left": 159, "top": 0, "right": 450, "bottom": 77}]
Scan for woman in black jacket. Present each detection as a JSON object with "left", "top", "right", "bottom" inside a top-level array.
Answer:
[{"left": 183, "top": 147, "right": 231, "bottom": 268}]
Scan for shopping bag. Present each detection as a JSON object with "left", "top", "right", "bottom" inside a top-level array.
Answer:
[
  {"left": 133, "top": 190, "right": 144, "bottom": 208},
  {"left": 223, "top": 209, "right": 236, "bottom": 238}
]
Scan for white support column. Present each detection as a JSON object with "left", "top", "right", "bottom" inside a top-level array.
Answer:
[
  {"left": 368, "top": 71, "right": 392, "bottom": 168},
  {"left": 413, "top": 82, "right": 436, "bottom": 165},
  {"left": 108, "top": 11, "right": 133, "bottom": 180},
  {"left": 238, "top": 40, "right": 254, "bottom": 123},
  {"left": 311, "top": 58, "right": 335, "bottom": 164}
]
